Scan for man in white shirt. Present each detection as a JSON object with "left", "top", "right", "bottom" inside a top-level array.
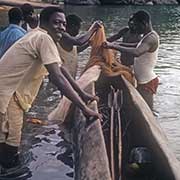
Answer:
[{"left": 103, "top": 10, "right": 159, "bottom": 110}]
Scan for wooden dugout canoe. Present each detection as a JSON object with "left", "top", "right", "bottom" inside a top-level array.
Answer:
[{"left": 71, "top": 74, "right": 180, "bottom": 180}]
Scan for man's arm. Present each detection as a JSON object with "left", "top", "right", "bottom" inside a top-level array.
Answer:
[
  {"left": 45, "top": 63, "right": 101, "bottom": 119},
  {"left": 103, "top": 33, "right": 158, "bottom": 57},
  {"left": 77, "top": 42, "right": 89, "bottom": 53},
  {"left": 60, "top": 21, "right": 101, "bottom": 46},
  {"left": 119, "top": 42, "right": 138, "bottom": 47},
  {"left": 107, "top": 27, "right": 129, "bottom": 42},
  {"left": 60, "top": 65, "right": 97, "bottom": 103}
]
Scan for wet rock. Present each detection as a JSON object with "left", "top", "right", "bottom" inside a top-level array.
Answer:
[{"left": 64, "top": 0, "right": 100, "bottom": 5}]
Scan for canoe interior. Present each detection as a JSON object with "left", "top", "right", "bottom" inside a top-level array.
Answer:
[{"left": 95, "top": 74, "right": 179, "bottom": 180}]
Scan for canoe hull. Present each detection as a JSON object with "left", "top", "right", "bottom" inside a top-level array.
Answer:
[
  {"left": 120, "top": 76, "right": 180, "bottom": 180},
  {"left": 72, "top": 83, "right": 111, "bottom": 180},
  {"left": 72, "top": 74, "right": 180, "bottom": 180}
]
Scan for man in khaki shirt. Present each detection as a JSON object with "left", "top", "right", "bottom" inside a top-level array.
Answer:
[{"left": 0, "top": 7, "right": 101, "bottom": 170}]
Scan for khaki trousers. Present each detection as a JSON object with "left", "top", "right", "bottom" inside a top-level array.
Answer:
[{"left": 0, "top": 96, "right": 23, "bottom": 146}]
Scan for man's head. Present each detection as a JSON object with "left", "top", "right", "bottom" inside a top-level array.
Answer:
[
  {"left": 128, "top": 16, "right": 136, "bottom": 33},
  {"left": 20, "top": 3, "right": 34, "bottom": 21},
  {"left": 8, "top": 7, "right": 23, "bottom": 25},
  {"left": 131, "top": 10, "right": 151, "bottom": 34},
  {"left": 66, "top": 14, "right": 82, "bottom": 36},
  {"left": 40, "top": 7, "right": 66, "bottom": 41}
]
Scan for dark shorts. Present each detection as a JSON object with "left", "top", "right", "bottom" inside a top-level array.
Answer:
[{"left": 137, "top": 77, "right": 159, "bottom": 95}]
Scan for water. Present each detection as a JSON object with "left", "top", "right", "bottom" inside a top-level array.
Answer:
[
  {"left": 1, "top": 5, "right": 180, "bottom": 179},
  {"left": 65, "top": 5, "right": 180, "bottom": 159}
]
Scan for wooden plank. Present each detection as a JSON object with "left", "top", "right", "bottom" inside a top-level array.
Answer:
[{"left": 108, "top": 87, "right": 115, "bottom": 180}]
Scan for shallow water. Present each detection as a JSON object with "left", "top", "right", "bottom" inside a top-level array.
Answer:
[{"left": 0, "top": 5, "right": 180, "bottom": 180}]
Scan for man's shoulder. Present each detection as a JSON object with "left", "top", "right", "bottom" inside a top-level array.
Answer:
[
  {"left": 145, "top": 31, "right": 159, "bottom": 51},
  {"left": 0, "top": 26, "right": 11, "bottom": 34},
  {"left": 148, "top": 31, "right": 159, "bottom": 39},
  {"left": 12, "top": 27, "right": 26, "bottom": 35},
  {"left": 3, "top": 25, "right": 26, "bottom": 36},
  {"left": 144, "top": 31, "right": 159, "bottom": 42},
  {"left": 27, "top": 28, "right": 52, "bottom": 42}
]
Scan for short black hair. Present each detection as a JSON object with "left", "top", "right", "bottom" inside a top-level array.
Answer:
[
  {"left": 20, "top": 3, "right": 34, "bottom": 18},
  {"left": 40, "top": 7, "right": 64, "bottom": 26},
  {"left": 132, "top": 10, "right": 151, "bottom": 24},
  {"left": 8, "top": 7, "right": 23, "bottom": 24},
  {"left": 66, "top": 14, "right": 82, "bottom": 28}
]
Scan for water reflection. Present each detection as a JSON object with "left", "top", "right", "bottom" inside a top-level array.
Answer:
[{"left": 0, "top": 5, "right": 180, "bottom": 179}]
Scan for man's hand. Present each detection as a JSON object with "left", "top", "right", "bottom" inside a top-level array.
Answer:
[
  {"left": 81, "top": 91, "right": 99, "bottom": 105},
  {"left": 82, "top": 106, "right": 102, "bottom": 122},
  {"left": 89, "top": 20, "right": 102, "bottom": 32},
  {"left": 92, "top": 20, "right": 103, "bottom": 29},
  {"left": 102, "top": 41, "right": 114, "bottom": 49}
]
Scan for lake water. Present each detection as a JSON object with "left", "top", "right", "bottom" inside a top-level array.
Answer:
[
  {"left": 0, "top": 4, "right": 180, "bottom": 180},
  {"left": 65, "top": 4, "right": 180, "bottom": 159}
]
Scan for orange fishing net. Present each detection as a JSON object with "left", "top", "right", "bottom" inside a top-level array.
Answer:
[{"left": 84, "top": 25, "right": 134, "bottom": 85}]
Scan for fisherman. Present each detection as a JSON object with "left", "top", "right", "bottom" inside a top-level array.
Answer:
[
  {"left": 57, "top": 14, "right": 96, "bottom": 78},
  {"left": 103, "top": 10, "right": 159, "bottom": 110},
  {"left": 0, "top": 7, "right": 101, "bottom": 171},
  {"left": 20, "top": 3, "right": 38, "bottom": 31},
  {"left": 0, "top": 7, "right": 26, "bottom": 58},
  {"left": 66, "top": 14, "right": 82, "bottom": 37},
  {"left": 107, "top": 16, "right": 142, "bottom": 67}
]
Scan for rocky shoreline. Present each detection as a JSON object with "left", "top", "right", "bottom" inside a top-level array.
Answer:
[
  {"left": 0, "top": 0, "right": 61, "bottom": 9},
  {"left": 0, "top": 0, "right": 178, "bottom": 9}
]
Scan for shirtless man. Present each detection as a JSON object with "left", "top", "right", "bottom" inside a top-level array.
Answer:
[
  {"left": 65, "top": 14, "right": 90, "bottom": 53},
  {"left": 103, "top": 10, "right": 159, "bottom": 110},
  {"left": 57, "top": 14, "right": 99, "bottom": 78},
  {"left": 20, "top": 3, "right": 38, "bottom": 31}
]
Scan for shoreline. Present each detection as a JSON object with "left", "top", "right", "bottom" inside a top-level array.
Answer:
[{"left": 0, "top": 0, "right": 63, "bottom": 9}]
